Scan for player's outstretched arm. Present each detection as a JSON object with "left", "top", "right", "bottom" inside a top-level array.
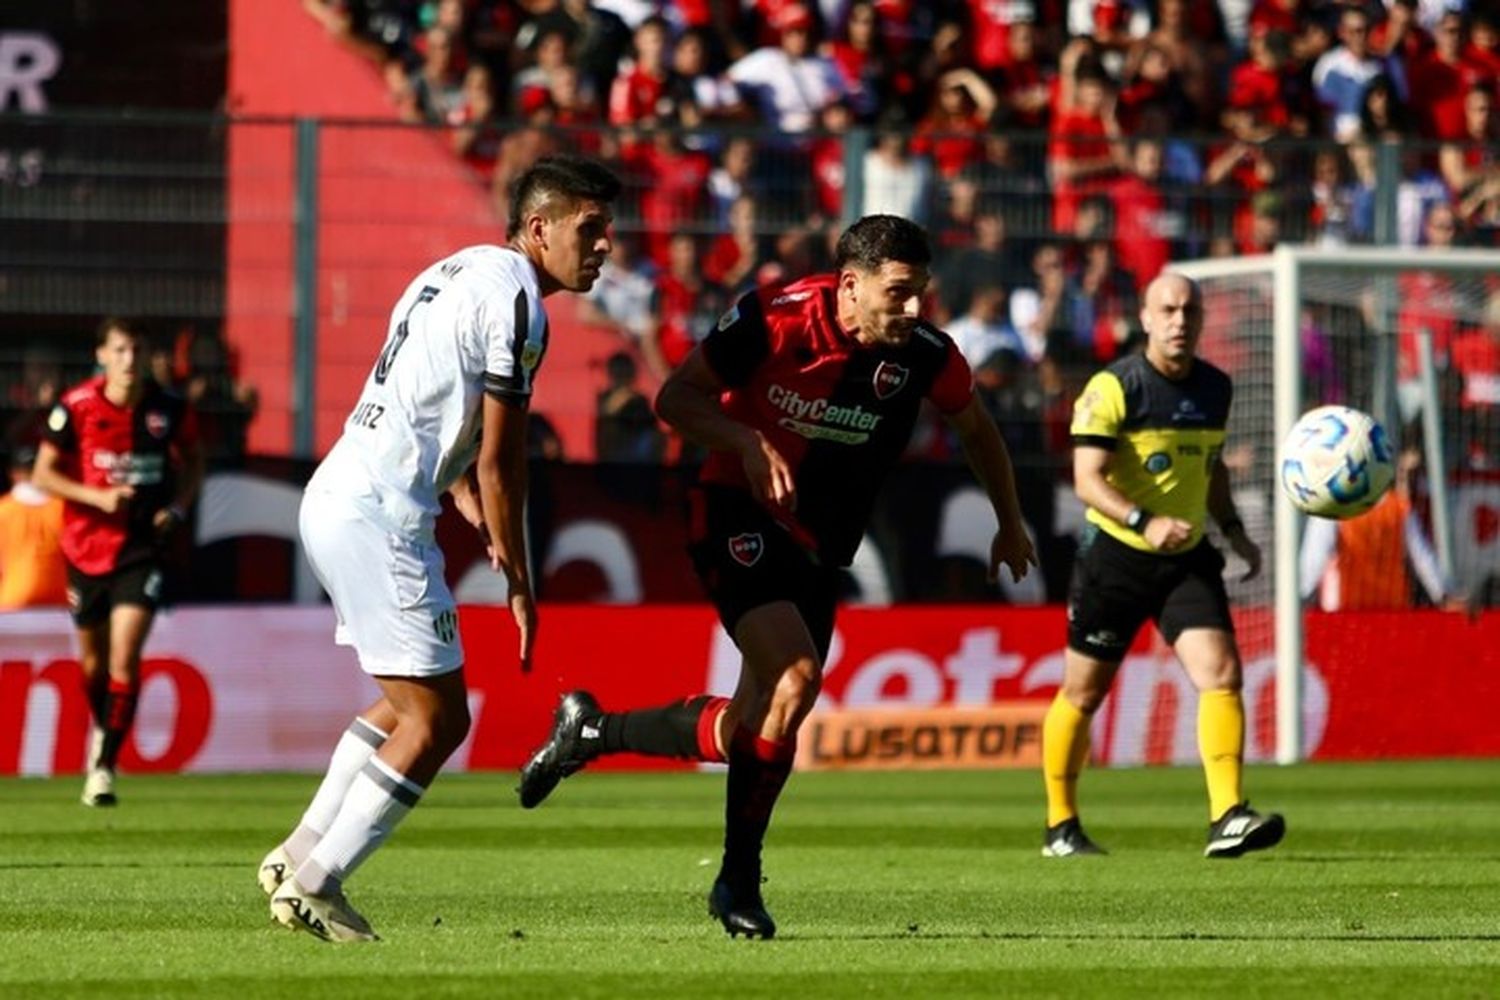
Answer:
[
  {"left": 943, "top": 396, "right": 1036, "bottom": 583},
  {"left": 477, "top": 393, "right": 536, "bottom": 672},
  {"left": 656, "top": 348, "right": 796, "bottom": 510}
]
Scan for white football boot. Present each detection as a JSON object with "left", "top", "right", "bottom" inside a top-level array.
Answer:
[
  {"left": 257, "top": 845, "right": 294, "bottom": 896},
  {"left": 270, "top": 877, "right": 378, "bottom": 942}
]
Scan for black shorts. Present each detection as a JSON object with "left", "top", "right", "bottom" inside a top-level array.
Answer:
[
  {"left": 687, "top": 486, "right": 841, "bottom": 660},
  {"left": 1066, "top": 526, "right": 1233, "bottom": 662},
  {"left": 66, "top": 560, "right": 166, "bottom": 628}
]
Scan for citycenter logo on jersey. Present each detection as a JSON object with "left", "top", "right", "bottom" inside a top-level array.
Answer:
[
  {"left": 90, "top": 450, "right": 165, "bottom": 485},
  {"left": 766, "top": 384, "right": 882, "bottom": 445}
]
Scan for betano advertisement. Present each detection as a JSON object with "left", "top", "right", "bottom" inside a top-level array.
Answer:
[{"left": 3, "top": 605, "right": 1497, "bottom": 777}]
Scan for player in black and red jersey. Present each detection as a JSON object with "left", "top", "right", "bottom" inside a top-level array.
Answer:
[
  {"left": 517, "top": 215, "right": 1037, "bottom": 938},
  {"left": 32, "top": 317, "right": 204, "bottom": 807}
]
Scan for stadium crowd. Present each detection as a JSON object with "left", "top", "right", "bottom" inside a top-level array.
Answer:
[{"left": 302, "top": 0, "right": 1500, "bottom": 474}]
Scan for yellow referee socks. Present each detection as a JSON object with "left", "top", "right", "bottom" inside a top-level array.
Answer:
[
  {"left": 1042, "top": 691, "right": 1091, "bottom": 827},
  {"left": 1198, "top": 688, "right": 1245, "bottom": 822}
]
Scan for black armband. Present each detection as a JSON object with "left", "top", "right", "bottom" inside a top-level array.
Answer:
[{"left": 1124, "top": 506, "right": 1154, "bottom": 533}]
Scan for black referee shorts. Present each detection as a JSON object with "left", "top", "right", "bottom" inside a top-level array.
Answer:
[
  {"left": 686, "top": 485, "right": 840, "bottom": 661},
  {"left": 1066, "top": 525, "right": 1234, "bottom": 662}
]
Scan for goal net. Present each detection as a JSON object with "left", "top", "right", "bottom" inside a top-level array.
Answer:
[{"left": 1173, "top": 246, "right": 1500, "bottom": 762}]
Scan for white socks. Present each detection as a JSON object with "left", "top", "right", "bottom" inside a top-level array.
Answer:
[
  {"left": 295, "top": 756, "right": 424, "bottom": 896},
  {"left": 282, "top": 716, "right": 388, "bottom": 867}
]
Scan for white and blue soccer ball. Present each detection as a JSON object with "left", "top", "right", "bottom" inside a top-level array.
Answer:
[{"left": 1280, "top": 405, "right": 1396, "bottom": 519}]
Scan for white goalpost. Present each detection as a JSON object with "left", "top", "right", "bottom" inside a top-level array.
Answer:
[{"left": 1173, "top": 245, "right": 1500, "bottom": 763}]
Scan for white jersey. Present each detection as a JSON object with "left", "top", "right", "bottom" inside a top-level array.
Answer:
[{"left": 308, "top": 244, "right": 548, "bottom": 534}]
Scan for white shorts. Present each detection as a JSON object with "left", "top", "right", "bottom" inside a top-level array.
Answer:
[{"left": 299, "top": 489, "right": 463, "bottom": 677}]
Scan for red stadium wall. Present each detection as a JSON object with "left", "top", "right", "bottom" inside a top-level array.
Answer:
[
  {"left": 224, "top": 0, "right": 626, "bottom": 460},
  {"left": 3, "top": 606, "right": 1497, "bottom": 776}
]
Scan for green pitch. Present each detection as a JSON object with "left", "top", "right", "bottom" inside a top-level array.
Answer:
[{"left": 3, "top": 761, "right": 1499, "bottom": 999}]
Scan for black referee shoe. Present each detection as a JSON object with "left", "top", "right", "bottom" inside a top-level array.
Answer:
[
  {"left": 517, "top": 691, "right": 601, "bottom": 809},
  {"left": 1204, "top": 802, "right": 1286, "bottom": 859},
  {"left": 708, "top": 870, "right": 776, "bottom": 940},
  {"left": 1042, "top": 817, "right": 1107, "bottom": 858}
]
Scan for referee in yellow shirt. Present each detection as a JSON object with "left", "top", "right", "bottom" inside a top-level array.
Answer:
[{"left": 1042, "top": 272, "right": 1285, "bottom": 859}]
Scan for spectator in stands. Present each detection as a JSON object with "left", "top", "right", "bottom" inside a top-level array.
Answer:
[
  {"left": 993, "top": 18, "right": 1053, "bottom": 131},
  {"left": 1109, "top": 138, "right": 1174, "bottom": 293},
  {"left": 1312, "top": 7, "right": 1407, "bottom": 141},
  {"left": 303, "top": 0, "right": 412, "bottom": 64},
  {"left": 579, "top": 231, "right": 659, "bottom": 344},
  {"left": 1137, "top": 0, "right": 1222, "bottom": 120},
  {"left": 1358, "top": 72, "right": 1413, "bottom": 138},
  {"left": 1409, "top": 9, "right": 1486, "bottom": 142},
  {"left": 0, "top": 443, "right": 66, "bottom": 609},
  {"left": 1443, "top": 84, "right": 1500, "bottom": 199},
  {"left": 1396, "top": 142, "right": 1454, "bottom": 247},
  {"left": 1395, "top": 202, "right": 1463, "bottom": 421},
  {"left": 728, "top": 3, "right": 846, "bottom": 134},
  {"left": 808, "top": 97, "right": 853, "bottom": 222},
  {"left": 1451, "top": 290, "right": 1500, "bottom": 468},
  {"left": 668, "top": 26, "right": 747, "bottom": 128},
  {"left": 644, "top": 232, "right": 725, "bottom": 379},
  {"left": 1300, "top": 444, "right": 1465, "bottom": 611},
  {"left": 1465, "top": 11, "right": 1500, "bottom": 80},
  {"left": 861, "top": 111, "right": 935, "bottom": 225},
  {"left": 1369, "top": 0, "right": 1430, "bottom": 65},
  {"left": 450, "top": 64, "right": 502, "bottom": 180},
  {"left": 408, "top": 25, "right": 467, "bottom": 123},
  {"left": 1307, "top": 145, "right": 1361, "bottom": 246},
  {"left": 548, "top": 63, "right": 606, "bottom": 154},
  {"left": 555, "top": 0, "right": 633, "bottom": 102},
  {"left": 912, "top": 69, "right": 998, "bottom": 181},
  {"left": 626, "top": 120, "right": 713, "bottom": 267},
  {"left": 513, "top": 26, "right": 577, "bottom": 117},
  {"left": 609, "top": 16, "right": 672, "bottom": 135},
  {"left": 947, "top": 281, "right": 1025, "bottom": 372},
  {"left": 937, "top": 207, "right": 1029, "bottom": 320},
  {"left": 702, "top": 194, "right": 768, "bottom": 293},
  {"left": 707, "top": 136, "right": 758, "bottom": 224},
  {"left": 822, "top": 0, "right": 905, "bottom": 122},
  {"left": 595, "top": 351, "right": 665, "bottom": 464},
  {"left": 1228, "top": 25, "right": 1298, "bottom": 133},
  {"left": 1049, "top": 41, "right": 1127, "bottom": 234}
]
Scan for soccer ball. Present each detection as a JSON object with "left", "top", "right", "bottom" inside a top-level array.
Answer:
[{"left": 1279, "top": 405, "right": 1395, "bottom": 519}]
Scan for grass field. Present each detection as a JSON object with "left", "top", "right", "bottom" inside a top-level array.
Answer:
[{"left": 2, "top": 761, "right": 1499, "bottom": 999}]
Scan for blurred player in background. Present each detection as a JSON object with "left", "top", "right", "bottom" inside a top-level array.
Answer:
[
  {"left": 1042, "top": 272, "right": 1284, "bottom": 859},
  {"left": 257, "top": 155, "right": 620, "bottom": 942},
  {"left": 32, "top": 318, "right": 203, "bottom": 807},
  {"left": 517, "top": 214, "right": 1037, "bottom": 939}
]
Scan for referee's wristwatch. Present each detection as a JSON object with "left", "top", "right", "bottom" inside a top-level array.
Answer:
[{"left": 1124, "top": 506, "right": 1154, "bottom": 534}]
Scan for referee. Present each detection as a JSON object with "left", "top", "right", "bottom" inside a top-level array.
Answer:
[{"left": 1041, "top": 272, "right": 1286, "bottom": 859}]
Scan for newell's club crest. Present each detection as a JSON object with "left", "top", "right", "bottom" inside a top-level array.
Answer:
[
  {"left": 873, "top": 361, "right": 908, "bottom": 400},
  {"left": 728, "top": 532, "right": 763, "bottom": 567},
  {"left": 145, "top": 411, "right": 170, "bottom": 439}
]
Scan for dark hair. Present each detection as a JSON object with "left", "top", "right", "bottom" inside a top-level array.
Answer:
[
  {"left": 506, "top": 155, "right": 622, "bottom": 238},
  {"left": 96, "top": 316, "right": 148, "bottom": 347},
  {"left": 834, "top": 215, "right": 931, "bottom": 271}
]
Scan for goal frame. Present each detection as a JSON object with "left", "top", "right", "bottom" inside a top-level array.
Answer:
[{"left": 1173, "top": 245, "right": 1500, "bottom": 763}]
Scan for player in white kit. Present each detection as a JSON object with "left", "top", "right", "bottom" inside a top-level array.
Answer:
[{"left": 258, "top": 156, "right": 620, "bottom": 942}]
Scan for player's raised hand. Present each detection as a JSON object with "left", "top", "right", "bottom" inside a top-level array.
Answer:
[
  {"left": 741, "top": 431, "right": 797, "bottom": 510},
  {"left": 988, "top": 525, "right": 1039, "bottom": 585}
]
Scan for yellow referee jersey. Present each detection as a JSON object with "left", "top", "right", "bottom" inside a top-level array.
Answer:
[{"left": 1070, "top": 352, "right": 1232, "bottom": 553}]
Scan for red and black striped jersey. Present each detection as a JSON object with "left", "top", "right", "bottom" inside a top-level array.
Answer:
[
  {"left": 43, "top": 376, "right": 198, "bottom": 575},
  {"left": 698, "top": 273, "right": 973, "bottom": 566}
]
